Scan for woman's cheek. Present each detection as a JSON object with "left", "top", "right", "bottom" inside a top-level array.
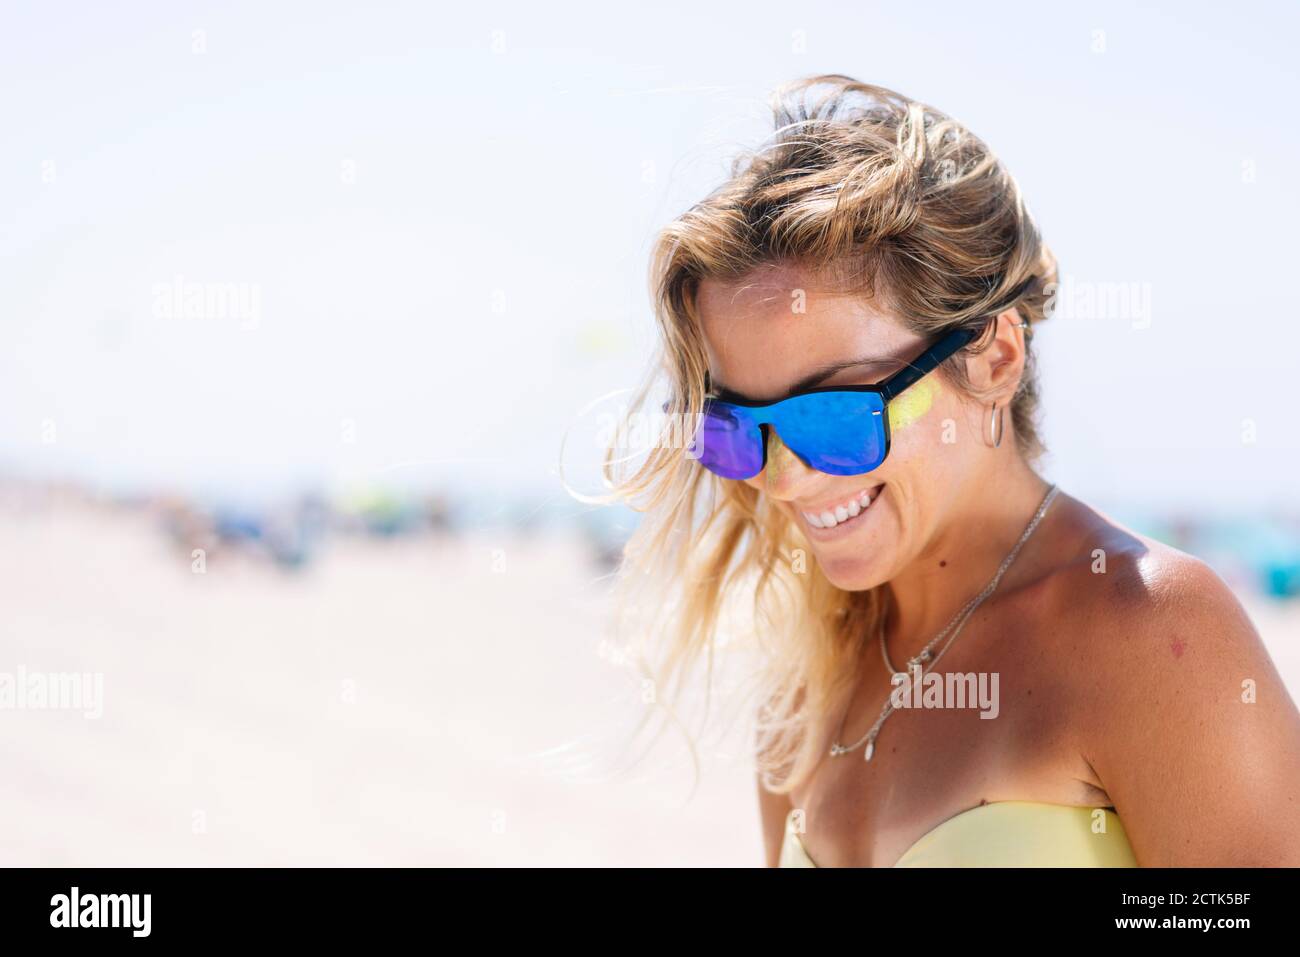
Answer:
[{"left": 886, "top": 377, "right": 938, "bottom": 445}]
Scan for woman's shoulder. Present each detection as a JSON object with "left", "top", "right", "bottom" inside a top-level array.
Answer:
[
  {"left": 1032, "top": 494, "right": 1300, "bottom": 864},
  {"left": 1038, "top": 492, "right": 1255, "bottom": 655},
  {"left": 1028, "top": 491, "right": 1283, "bottom": 742}
]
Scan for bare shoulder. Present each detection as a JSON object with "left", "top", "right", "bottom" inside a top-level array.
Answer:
[
  {"left": 1032, "top": 493, "right": 1300, "bottom": 865},
  {"left": 1038, "top": 494, "right": 1259, "bottom": 665}
]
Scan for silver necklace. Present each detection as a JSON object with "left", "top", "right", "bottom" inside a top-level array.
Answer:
[{"left": 830, "top": 483, "right": 1060, "bottom": 762}]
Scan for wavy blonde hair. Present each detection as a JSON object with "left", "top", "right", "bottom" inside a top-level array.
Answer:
[{"left": 604, "top": 75, "right": 1057, "bottom": 795}]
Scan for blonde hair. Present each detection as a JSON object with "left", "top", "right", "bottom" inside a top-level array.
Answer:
[{"left": 604, "top": 75, "right": 1057, "bottom": 795}]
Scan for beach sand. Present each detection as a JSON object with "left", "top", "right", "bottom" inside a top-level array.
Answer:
[{"left": 0, "top": 498, "right": 757, "bottom": 866}]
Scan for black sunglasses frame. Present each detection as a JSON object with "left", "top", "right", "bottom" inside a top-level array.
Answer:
[{"left": 698, "top": 325, "right": 978, "bottom": 477}]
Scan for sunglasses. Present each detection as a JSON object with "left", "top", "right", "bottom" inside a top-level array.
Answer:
[{"left": 686, "top": 325, "right": 978, "bottom": 480}]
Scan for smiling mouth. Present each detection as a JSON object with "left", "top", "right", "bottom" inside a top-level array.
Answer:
[{"left": 800, "top": 485, "right": 884, "bottom": 531}]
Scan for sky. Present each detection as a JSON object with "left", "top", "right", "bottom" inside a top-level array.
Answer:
[{"left": 2, "top": 0, "right": 1298, "bottom": 514}]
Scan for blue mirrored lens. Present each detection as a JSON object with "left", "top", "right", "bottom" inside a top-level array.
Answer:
[
  {"left": 769, "top": 391, "right": 887, "bottom": 475},
  {"left": 693, "top": 402, "right": 764, "bottom": 479},
  {"left": 692, "top": 390, "right": 888, "bottom": 479}
]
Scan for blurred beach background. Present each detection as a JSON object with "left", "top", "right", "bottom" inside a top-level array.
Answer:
[{"left": 2, "top": 1, "right": 1298, "bottom": 865}]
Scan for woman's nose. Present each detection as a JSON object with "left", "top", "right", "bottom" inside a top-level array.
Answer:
[{"left": 751, "top": 428, "right": 817, "bottom": 499}]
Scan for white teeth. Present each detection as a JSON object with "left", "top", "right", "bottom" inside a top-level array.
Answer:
[{"left": 803, "top": 488, "right": 878, "bottom": 529}]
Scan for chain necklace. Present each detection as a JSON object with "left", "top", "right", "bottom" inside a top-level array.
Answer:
[{"left": 829, "top": 483, "right": 1060, "bottom": 762}]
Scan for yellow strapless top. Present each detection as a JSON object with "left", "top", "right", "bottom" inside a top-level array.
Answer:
[{"left": 779, "top": 801, "right": 1137, "bottom": 867}]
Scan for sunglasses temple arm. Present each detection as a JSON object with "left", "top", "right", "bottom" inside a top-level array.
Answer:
[{"left": 878, "top": 327, "right": 978, "bottom": 403}]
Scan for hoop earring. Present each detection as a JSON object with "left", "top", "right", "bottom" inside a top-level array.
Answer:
[{"left": 987, "top": 403, "right": 1004, "bottom": 449}]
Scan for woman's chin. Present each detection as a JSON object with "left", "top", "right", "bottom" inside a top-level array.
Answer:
[
  {"left": 810, "top": 530, "right": 899, "bottom": 591},
  {"left": 801, "top": 492, "right": 900, "bottom": 591},
  {"left": 817, "top": 555, "right": 891, "bottom": 592}
]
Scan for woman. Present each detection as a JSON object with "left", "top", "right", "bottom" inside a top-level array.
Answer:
[{"left": 605, "top": 75, "right": 1300, "bottom": 867}]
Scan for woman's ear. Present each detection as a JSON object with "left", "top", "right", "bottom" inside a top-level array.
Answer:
[{"left": 964, "top": 309, "right": 1027, "bottom": 402}]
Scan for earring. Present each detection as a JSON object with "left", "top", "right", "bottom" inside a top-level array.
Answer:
[{"left": 987, "top": 403, "right": 1004, "bottom": 449}]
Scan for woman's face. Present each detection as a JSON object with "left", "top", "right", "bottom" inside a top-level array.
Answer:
[{"left": 696, "top": 265, "right": 1006, "bottom": 591}]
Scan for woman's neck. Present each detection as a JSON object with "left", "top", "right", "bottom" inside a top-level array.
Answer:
[{"left": 882, "top": 457, "right": 1053, "bottom": 666}]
